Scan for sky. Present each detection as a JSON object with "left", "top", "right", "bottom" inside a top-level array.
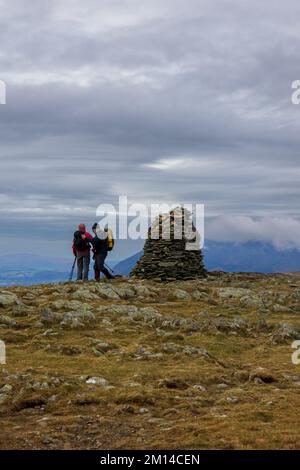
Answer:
[{"left": 1, "top": 0, "right": 300, "bottom": 261}]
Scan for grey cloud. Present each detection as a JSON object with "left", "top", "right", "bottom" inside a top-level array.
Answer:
[
  {"left": 1, "top": 0, "right": 300, "bottom": 257},
  {"left": 206, "top": 215, "right": 300, "bottom": 249}
]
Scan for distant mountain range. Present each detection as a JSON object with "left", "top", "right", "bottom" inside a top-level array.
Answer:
[
  {"left": 0, "top": 269, "right": 70, "bottom": 286},
  {"left": 0, "top": 253, "right": 71, "bottom": 271},
  {"left": 114, "top": 240, "right": 300, "bottom": 275},
  {"left": 0, "top": 253, "right": 121, "bottom": 286},
  {"left": 0, "top": 254, "right": 71, "bottom": 286},
  {"left": 0, "top": 241, "right": 299, "bottom": 286}
]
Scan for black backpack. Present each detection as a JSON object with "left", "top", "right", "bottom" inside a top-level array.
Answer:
[{"left": 73, "top": 231, "right": 89, "bottom": 252}]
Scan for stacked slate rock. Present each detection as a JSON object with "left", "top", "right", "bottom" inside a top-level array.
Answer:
[{"left": 130, "top": 207, "right": 207, "bottom": 281}]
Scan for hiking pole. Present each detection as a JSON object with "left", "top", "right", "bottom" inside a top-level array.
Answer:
[
  {"left": 104, "top": 262, "right": 114, "bottom": 274},
  {"left": 69, "top": 256, "right": 76, "bottom": 281}
]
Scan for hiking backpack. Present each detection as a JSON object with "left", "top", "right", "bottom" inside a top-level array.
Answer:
[
  {"left": 73, "top": 231, "right": 89, "bottom": 252},
  {"left": 106, "top": 228, "right": 114, "bottom": 251}
]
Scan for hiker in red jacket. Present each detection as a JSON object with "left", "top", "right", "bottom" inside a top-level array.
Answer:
[{"left": 72, "top": 223, "right": 93, "bottom": 281}]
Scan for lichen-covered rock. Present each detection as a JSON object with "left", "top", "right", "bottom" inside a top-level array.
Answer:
[
  {"left": 0, "top": 292, "right": 20, "bottom": 308},
  {"left": 270, "top": 322, "right": 300, "bottom": 344},
  {"left": 216, "top": 287, "right": 252, "bottom": 299},
  {"left": 249, "top": 367, "right": 277, "bottom": 383},
  {"left": 112, "top": 286, "right": 136, "bottom": 299},
  {"left": 169, "top": 289, "right": 191, "bottom": 301},
  {"left": 272, "top": 304, "right": 292, "bottom": 313},
  {"left": 71, "top": 290, "right": 99, "bottom": 301},
  {"left": 86, "top": 377, "right": 108, "bottom": 386},
  {"left": 139, "top": 307, "right": 162, "bottom": 323},
  {"left": 0, "top": 315, "right": 17, "bottom": 327},
  {"left": 95, "top": 285, "right": 121, "bottom": 300},
  {"left": 92, "top": 341, "right": 117, "bottom": 353},
  {"left": 191, "top": 290, "right": 209, "bottom": 300},
  {"left": 40, "top": 308, "right": 58, "bottom": 325},
  {"left": 11, "top": 304, "right": 32, "bottom": 317},
  {"left": 240, "top": 295, "right": 265, "bottom": 308},
  {"left": 133, "top": 285, "right": 158, "bottom": 298},
  {"left": 60, "top": 310, "right": 95, "bottom": 328}
]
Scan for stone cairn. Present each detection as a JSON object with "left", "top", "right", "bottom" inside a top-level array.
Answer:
[{"left": 130, "top": 207, "right": 207, "bottom": 280}]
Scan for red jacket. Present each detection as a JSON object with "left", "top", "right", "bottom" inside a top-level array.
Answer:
[{"left": 72, "top": 231, "right": 93, "bottom": 256}]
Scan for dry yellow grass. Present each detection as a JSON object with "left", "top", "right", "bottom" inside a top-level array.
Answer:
[{"left": 0, "top": 272, "right": 300, "bottom": 449}]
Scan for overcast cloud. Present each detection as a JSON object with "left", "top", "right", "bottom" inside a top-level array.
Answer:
[{"left": 1, "top": 0, "right": 300, "bottom": 258}]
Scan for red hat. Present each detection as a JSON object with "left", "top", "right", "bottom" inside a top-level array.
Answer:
[{"left": 78, "top": 223, "right": 86, "bottom": 233}]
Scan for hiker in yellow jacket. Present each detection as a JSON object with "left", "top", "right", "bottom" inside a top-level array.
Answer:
[{"left": 89, "top": 223, "right": 114, "bottom": 280}]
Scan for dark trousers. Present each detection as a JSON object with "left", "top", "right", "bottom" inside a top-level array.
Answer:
[
  {"left": 94, "top": 252, "right": 112, "bottom": 280},
  {"left": 76, "top": 250, "right": 90, "bottom": 280}
]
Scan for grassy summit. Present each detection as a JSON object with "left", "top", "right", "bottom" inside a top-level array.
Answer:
[{"left": 0, "top": 273, "right": 300, "bottom": 449}]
